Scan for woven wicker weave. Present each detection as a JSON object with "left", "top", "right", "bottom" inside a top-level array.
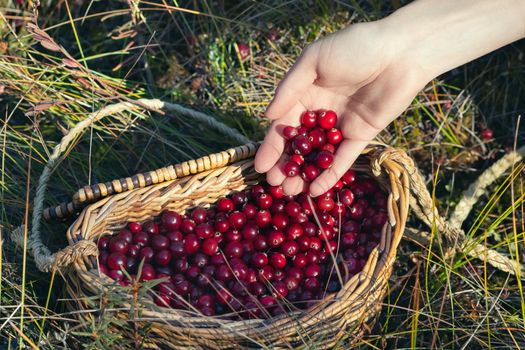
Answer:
[{"left": 56, "top": 142, "right": 409, "bottom": 349}]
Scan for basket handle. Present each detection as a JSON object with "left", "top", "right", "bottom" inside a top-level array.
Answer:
[
  {"left": 376, "top": 147, "right": 525, "bottom": 277},
  {"left": 11, "top": 98, "right": 251, "bottom": 272}
]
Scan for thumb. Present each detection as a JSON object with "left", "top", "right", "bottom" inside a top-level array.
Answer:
[{"left": 265, "top": 45, "right": 318, "bottom": 120}]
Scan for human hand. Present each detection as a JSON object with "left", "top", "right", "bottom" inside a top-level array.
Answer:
[{"left": 254, "top": 21, "right": 428, "bottom": 197}]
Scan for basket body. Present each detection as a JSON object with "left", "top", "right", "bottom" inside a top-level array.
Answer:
[{"left": 63, "top": 143, "right": 409, "bottom": 349}]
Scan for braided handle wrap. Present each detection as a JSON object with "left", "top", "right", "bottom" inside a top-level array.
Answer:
[
  {"left": 10, "top": 98, "right": 250, "bottom": 272},
  {"left": 374, "top": 147, "right": 525, "bottom": 277}
]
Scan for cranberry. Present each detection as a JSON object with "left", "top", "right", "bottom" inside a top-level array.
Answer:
[
  {"left": 161, "top": 211, "right": 182, "bottom": 230},
  {"left": 285, "top": 277, "right": 300, "bottom": 291},
  {"left": 316, "top": 196, "right": 335, "bottom": 211},
  {"left": 195, "top": 223, "right": 214, "bottom": 239},
  {"left": 270, "top": 252, "right": 287, "bottom": 270},
  {"left": 191, "top": 208, "right": 207, "bottom": 224},
  {"left": 321, "top": 143, "right": 336, "bottom": 153},
  {"left": 139, "top": 263, "right": 156, "bottom": 281},
  {"left": 281, "top": 241, "right": 299, "bottom": 257},
  {"left": 304, "top": 277, "right": 320, "bottom": 291},
  {"left": 117, "top": 230, "right": 133, "bottom": 244},
  {"left": 317, "top": 110, "right": 337, "bottom": 129},
  {"left": 193, "top": 253, "right": 209, "bottom": 268},
  {"left": 306, "top": 250, "right": 320, "bottom": 264},
  {"left": 272, "top": 281, "right": 289, "bottom": 299},
  {"left": 254, "top": 236, "right": 268, "bottom": 251},
  {"left": 286, "top": 267, "right": 303, "bottom": 281},
  {"left": 202, "top": 238, "right": 219, "bottom": 256},
  {"left": 481, "top": 128, "right": 493, "bottom": 141},
  {"left": 339, "top": 189, "right": 355, "bottom": 206},
  {"left": 139, "top": 247, "right": 155, "bottom": 262},
  {"left": 302, "top": 222, "right": 317, "bottom": 237},
  {"left": 258, "top": 266, "right": 274, "bottom": 281},
  {"left": 292, "top": 135, "right": 312, "bottom": 156},
  {"left": 293, "top": 253, "right": 308, "bottom": 268},
  {"left": 155, "top": 249, "right": 173, "bottom": 266},
  {"left": 316, "top": 151, "right": 334, "bottom": 169},
  {"left": 283, "top": 126, "right": 298, "bottom": 139},
  {"left": 237, "top": 42, "right": 250, "bottom": 60},
  {"left": 286, "top": 223, "right": 303, "bottom": 240},
  {"left": 308, "top": 128, "right": 326, "bottom": 149},
  {"left": 97, "top": 236, "right": 110, "bottom": 250},
  {"left": 349, "top": 203, "right": 365, "bottom": 220},
  {"left": 252, "top": 252, "right": 268, "bottom": 268},
  {"left": 268, "top": 230, "right": 285, "bottom": 248},
  {"left": 216, "top": 265, "right": 233, "bottom": 281},
  {"left": 107, "top": 252, "right": 127, "bottom": 270},
  {"left": 108, "top": 269, "right": 124, "bottom": 281},
  {"left": 326, "top": 128, "right": 343, "bottom": 145},
  {"left": 342, "top": 232, "right": 358, "bottom": 248},
  {"left": 143, "top": 221, "right": 159, "bottom": 235},
  {"left": 225, "top": 241, "right": 243, "bottom": 258},
  {"left": 305, "top": 264, "right": 321, "bottom": 278},
  {"left": 300, "top": 111, "right": 317, "bottom": 128},
  {"left": 181, "top": 219, "right": 196, "bottom": 234},
  {"left": 341, "top": 170, "right": 356, "bottom": 185},
  {"left": 226, "top": 229, "right": 241, "bottom": 242},
  {"left": 290, "top": 154, "right": 304, "bottom": 165},
  {"left": 99, "top": 251, "right": 109, "bottom": 266},
  {"left": 232, "top": 191, "right": 248, "bottom": 207},
  {"left": 283, "top": 161, "right": 300, "bottom": 177},
  {"left": 300, "top": 164, "right": 320, "bottom": 182},
  {"left": 217, "top": 198, "right": 234, "bottom": 212},
  {"left": 309, "top": 237, "right": 322, "bottom": 251},
  {"left": 229, "top": 211, "right": 247, "bottom": 229},
  {"left": 255, "top": 193, "right": 272, "bottom": 209},
  {"left": 128, "top": 222, "right": 142, "bottom": 233},
  {"left": 108, "top": 237, "right": 129, "bottom": 254},
  {"left": 127, "top": 244, "right": 140, "bottom": 259},
  {"left": 166, "top": 230, "right": 183, "bottom": 242},
  {"left": 217, "top": 287, "right": 233, "bottom": 304},
  {"left": 296, "top": 236, "right": 311, "bottom": 252},
  {"left": 254, "top": 210, "right": 271, "bottom": 228},
  {"left": 184, "top": 234, "right": 200, "bottom": 255}
]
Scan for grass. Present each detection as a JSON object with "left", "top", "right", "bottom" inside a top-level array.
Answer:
[{"left": 1, "top": 0, "right": 524, "bottom": 348}]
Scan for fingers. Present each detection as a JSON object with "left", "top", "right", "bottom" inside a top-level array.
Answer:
[
  {"left": 309, "top": 139, "right": 369, "bottom": 197},
  {"left": 265, "top": 46, "right": 318, "bottom": 120},
  {"left": 254, "top": 104, "right": 305, "bottom": 174},
  {"left": 282, "top": 176, "right": 307, "bottom": 196}
]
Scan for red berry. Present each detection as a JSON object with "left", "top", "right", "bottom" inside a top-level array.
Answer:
[
  {"left": 155, "top": 249, "right": 173, "bottom": 266},
  {"left": 202, "top": 238, "right": 219, "bottom": 256},
  {"left": 481, "top": 128, "right": 493, "bottom": 141},
  {"left": 109, "top": 237, "right": 129, "bottom": 254},
  {"left": 315, "top": 151, "right": 334, "bottom": 169},
  {"left": 321, "top": 143, "right": 336, "bottom": 153},
  {"left": 268, "top": 185, "right": 284, "bottom": 199},
  {"left": 97, "top": 236, "right": 110, "bottom": 250},
  {"left": 271, "top": 213, "right": 289, "bottom": 230},
  {"left": 254, "top": 209, "right": 272, "bottom": 228},
  {"left": 225, "top": 241, "right": 243, "bottom": 258},
  {"left": 341, "top": 170, "right": 356, "bottom": 185},
  {"left": 242, "top": 222, "right": 259, "bottom": 241},
  {"left": 270, "top": 252, "right": 287, "bottom": 270},
  {"left": 339, "top": 189, "right": 355, "bottom": 206},
  {"left": 128, "top": 222, "right": 142, "bottom": 233},
  {"left": 184, "top": 234, "right": 200, "bottom": 255},
  {"left": 195, "top": 223, "right": 214, "bottom": 239},
  {"left": 217, "top": 198, "right": 234, "bottom": 212},
  {"left": 256, "top": 193, "right": 273, "bottom": 209},
  {"left": 143, "top": 221, "right": 159, "bottom": 235},
  {"left": 326, "top": 128, "right": 343, "bottom": 145},
  {"left": 237, "top": 43, "right": 250, "bottom": 61},
  {"left": 252, "top": 252, "right": 268, "bottom": 268},
  {"left": 161, "top": 211, "right": 182, "bottom": 230},
  {"left": 283, "top": 126, "right": 298, "bottom": 139},
  {"left": 281, "top": 240, "right": 299, "bottom": 257},
  {"left": 300, "top": 111, "right": 317, "bottom": 128},
  {"left": 308, "top": 128, "right": 326, "bottom": 149},
  {"left": 283, "top": 161, "right": 300, "bottom": 177},
  {"left": 151, "top": 235, "right": 170, "bottom": 251},
  {"left": 118, "top": 230, "right": 133, "bottom": 244},
  {"left": 300, "top": 164, "right": 320, "bottom": 182},
  {"left": 290, "top": 154, "right": 304, "bottom": 166},
  {"left": 267, "top": 230, "right": 285, "bottom": 248},
  {"left": 181, "top": 219, "right": 196, "bottom": 234},
  {"left": 317, "top": 110, "right": 337, "bottom": 129},
  {"left": 291, "top": 135, "right": 312, "bottom": 156},
  {"left": 305, "top": 264, "right": 321, "bottom": 278},
  {"left": 293, "top": 253, "right": 308, "bottom": 268},
  {"left": 272, "top": 281, "right": 288, "bottom": 299},
  {"left": 316, "top": 196, "right": 335, "bottom": 211},
  {"left": 107, "top": 252, "right": 127, "bottom": 270},
  {"left": 229, "top": 211, "right": 247, "bottom": 229}
]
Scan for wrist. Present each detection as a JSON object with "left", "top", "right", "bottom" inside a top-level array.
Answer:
[{"left": 381, "top": 0, "right": 525, "bottom": 81}]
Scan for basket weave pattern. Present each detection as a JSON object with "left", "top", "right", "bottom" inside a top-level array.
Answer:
[{"left": 62, "top": 143, "right": 409, "bottom": 349}]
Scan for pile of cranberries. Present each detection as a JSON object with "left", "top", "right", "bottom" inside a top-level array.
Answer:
[
  {"left": 96, "top": 109, "right": 388, "bottom": 319},
  {"left": 282, "top": 110, "right": 342, "bottom": 182}
]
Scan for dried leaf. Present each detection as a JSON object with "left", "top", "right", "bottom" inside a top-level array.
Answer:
[
  {"left": 63, "top": 58, "right": 81, "bottom": 68},
  {"left": 40, "top": 39, "right": 61, "bottom": 52}
]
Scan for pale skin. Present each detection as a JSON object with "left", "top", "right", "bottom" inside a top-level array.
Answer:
[{"left": 254, "top": 0, "right": 525, "bottom": 197}]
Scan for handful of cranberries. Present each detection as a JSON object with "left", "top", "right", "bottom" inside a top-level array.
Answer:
[
  {"left": 97, "top": 175, "right": 387, "bottom": 319},
  {"left": 282, "top": 110, "right": 343, "bottom": 182}
]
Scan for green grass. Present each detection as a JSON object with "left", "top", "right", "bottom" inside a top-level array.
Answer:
[{"left": 1, "top": 0, "right": 524, "bottom": 348}]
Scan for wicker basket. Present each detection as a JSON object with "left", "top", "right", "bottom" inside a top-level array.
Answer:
[{"left": 49, "top": 142, "right": 408, "bottom": 349}]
